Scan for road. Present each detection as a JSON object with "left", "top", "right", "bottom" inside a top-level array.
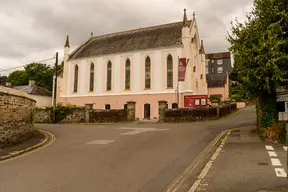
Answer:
[{"left": 0, "top": 106, "right": 256, "bottom": 192}]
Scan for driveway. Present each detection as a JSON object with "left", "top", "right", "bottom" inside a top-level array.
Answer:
[{"left": 0, "top": 106, "right": 256, "bottom": 192}]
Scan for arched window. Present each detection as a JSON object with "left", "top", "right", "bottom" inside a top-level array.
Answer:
[
  {"left": 167, "top": 54, "right": 173, "bottom": 88},
  {"left": 125, "top": 59, "right": 131, "bottom": 90},
  {"left": 145, "top": 57, "right": 151, "bottom": 89},
  {"left": 73, "top": 65, "right": 79, "bottom": 92},
  {"left": 89, "top": 63, "right": 94, "bottom": 91},
  {"left": 107, "top": 61, "right": 112, "bottom": 91},
  {"left": 105, "top": 104, "right": 111, "bottom": 110}
]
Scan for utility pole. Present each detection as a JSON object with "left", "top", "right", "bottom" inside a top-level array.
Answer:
[{"left": 52, "top": 52, "right": 58, "bottom": 123}]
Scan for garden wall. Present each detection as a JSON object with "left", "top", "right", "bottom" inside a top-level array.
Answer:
[
  {"left": 158, "top": 100, "right": 237, "bottom": 123},
  {"left": 34, "top": 101, "right": 136, "bottom": 123},
  {"left": 0, "top": 86, "right": 36, "bottom": 147}
]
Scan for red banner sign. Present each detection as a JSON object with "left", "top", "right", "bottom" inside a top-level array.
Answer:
[{"left": 178, "top": 58, "right": 187, "bottom": 81}]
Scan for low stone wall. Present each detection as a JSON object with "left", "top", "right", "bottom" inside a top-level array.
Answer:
[
  {"left": 34, "top": 101, "right": 136, "bottom": 123},
  {"left": 158, "top": 101, "right": 237, "bottom": 123},
  {"left": 0, "top": 86, "right": 36, "bottom": 147}
]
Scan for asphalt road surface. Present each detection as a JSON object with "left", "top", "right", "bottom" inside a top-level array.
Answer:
[{"left": 0, "top": 106, "right": 256, "bottom": 192}]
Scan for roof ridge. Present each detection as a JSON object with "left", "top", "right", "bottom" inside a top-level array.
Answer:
[{"left": 91, "top": 20, "right": 192, "bottom": 40}]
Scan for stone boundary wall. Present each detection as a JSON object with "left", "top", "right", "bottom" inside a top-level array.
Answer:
[
  {"left": 0, "top": 86, "right": 36, "bottom": 147},
  {"left": 34, "top": 101, "right": 136, "bottom": 123}
]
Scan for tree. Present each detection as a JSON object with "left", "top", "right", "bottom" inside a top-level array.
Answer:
[
  {"left": 227, "top": 0, "right": 288, "bottom": 140},
  {"left": 7, "top": 63, "right": 54, "bottom": 91},
  {"left": 7, "top": 70, "right": 29, "bottom": 86}
]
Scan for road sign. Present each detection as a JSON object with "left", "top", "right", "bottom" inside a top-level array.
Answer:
[
  {"left": 279, "top": 112, "right": 288, "bottom": 121},
  {"left": 276, "top": 94, "right": 288, "bottom": 102}
]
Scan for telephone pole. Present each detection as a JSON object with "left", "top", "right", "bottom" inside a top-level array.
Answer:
[{"left": 52, "top": 52, "right": 58, "bottom": 122}]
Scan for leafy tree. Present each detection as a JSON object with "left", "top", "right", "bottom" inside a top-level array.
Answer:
[
  {"left": 7, "top": 70, "right": 29, "bottom": 86},
  {"left": 227, "top": 0, "right": 288, "bottom": 140},
  {"left": 7, "top": 63, "right": 54, "bottom": 91}
]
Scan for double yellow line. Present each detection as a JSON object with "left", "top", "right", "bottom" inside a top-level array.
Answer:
[{"left": 0, "top": 129, "right": 56, "bottom": 164}]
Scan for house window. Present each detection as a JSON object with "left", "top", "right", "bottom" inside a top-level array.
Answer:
[
  {"left": 89, "top": 63, "right": 94, "bottom": 91},
  {"left": 105, "top": 104, "right": 111, "bottom": 110},
  {"left": 217, "top": 59, "right": 223, "bottom": 65},
  {"left": 145, "top": 56, "right": 151, "bottom": 89},
  {"left": 172, "top": 103, "right": 178, "bottom": 109},
  {"left": 217, "top": 67, "right": 223, "bottom": 73},
  {"left": 212, "top": 68, "right": 214, "bottom": 73},
  {"left": 125, "top": 59, "right": 131, "bottom": 90},
  {"left": 107, "top": 61, "right": 112, "bottom": 91},
  {"left": 167, "top": 54, "right": 173, "bottom": 88},
  {"left": 73, "top": 65, "right": 79, "bottom": 92},
  {"left": 206, "top": 64, "right": 209, "bottom": 74}
]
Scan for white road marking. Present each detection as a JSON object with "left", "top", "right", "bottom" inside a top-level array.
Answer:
[
  {"left": 265, "top": 145, "right": 274, "bottom": 151},
  {"left": 118, "top": 127, "right": 169, "bottom": 135},
  {"left": 275, "top": 168, "right": 287, "bottom": 177},
  {"left": 271, "top": 158, "right": 282, "bottom": 166},
  {"left": 188, "top": 131, "right": 231, "bottom": 192},
  {"left": 86, "top": 140, "right": 115, "bottom": 145},
  {"left": 268, "top": 151, "right": 278, "bottom": 157},
  {"left": 283, "top": 146, "right": 287, "bottom": 152}
]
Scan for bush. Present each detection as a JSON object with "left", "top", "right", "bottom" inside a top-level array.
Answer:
[
  {"left": 45, "top": 104, "right": 80, "bottom": 122},
  {"left": 209, "top": 95, "right": 222, "bottom": 103}
]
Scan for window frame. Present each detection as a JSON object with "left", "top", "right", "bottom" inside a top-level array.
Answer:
[
  {"left": 145, "top": 56, "right": 151, "bottom": 89},
  {"left": 107, "top": 61, "right": 112, "bottom": 91},
  {"left": 167, "top": 54, "right": 173, "bottom": 88}
]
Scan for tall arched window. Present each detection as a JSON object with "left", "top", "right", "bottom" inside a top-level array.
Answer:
[
  {"left": 167, "top": 54, "right": 173, "bottom": 88},
  {"left": 145, "top": 56, "right": 151, "bottom": 89},
  {"left": 89, "top": 63, "right": 94, "bottom": 91},
  {"left": 73, "top": 65, "right": 79, "bottom": 92},
  {"left": 125, "top": 59, "right": 131, "bottom": 90},
  {"left": 107, "top": 61, "right": 112, "bottom": 91}
]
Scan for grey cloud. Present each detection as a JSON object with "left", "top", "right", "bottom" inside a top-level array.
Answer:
[{"left": 0, "top": 0, "right": 253, "bottom": 68}]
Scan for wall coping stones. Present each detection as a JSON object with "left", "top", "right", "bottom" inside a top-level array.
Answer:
[{"left": 0, "top": 85, "right": 35, "bottom": 102}]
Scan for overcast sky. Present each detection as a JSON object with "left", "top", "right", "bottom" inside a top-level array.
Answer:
[{"left": 0, "top": 0, "right": 253, "bottom": 75}]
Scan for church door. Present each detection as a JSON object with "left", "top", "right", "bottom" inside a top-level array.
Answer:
[{"left": 144, "top": 104, "right": 151, "bottom": 119}]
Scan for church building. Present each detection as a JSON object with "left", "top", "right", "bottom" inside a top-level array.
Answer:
[{"left": 57, "top": 9, "right": 208, "bottom": 120}]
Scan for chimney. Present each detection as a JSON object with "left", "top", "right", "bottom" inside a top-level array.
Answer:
[
  {"left": 5, "top": 82, "right": 12, "bottom": 87},
  {"left": 29, "top": 80, "right": 35, "bottom": 86}
]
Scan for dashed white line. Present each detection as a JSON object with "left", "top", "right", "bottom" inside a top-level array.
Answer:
[
  {"left": 271, "top": 158, "right": 282, "bottom": 166},
  {"left": 268, "top": 151, "right": 278, "bottom": 157},
  {"left": 275, "top": 168, "right": 287, "bottom": 177},
  {"left": 265, "top": 145, "right": 274, "bottom": 151}
]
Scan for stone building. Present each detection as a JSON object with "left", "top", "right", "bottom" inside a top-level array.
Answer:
[{"left": 57, "top": 9, "right": 208, "bottom": 120}]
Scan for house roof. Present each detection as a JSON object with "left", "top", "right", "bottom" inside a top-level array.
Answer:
[
  {"left": 206, "top": 52, "right": 231, "bottom": 59},
  {"left": 13, "top": 85, "right": 52, "bottom": 97},
  {"left": 69, "top": 20, "right": 192, "bottom": 60}
]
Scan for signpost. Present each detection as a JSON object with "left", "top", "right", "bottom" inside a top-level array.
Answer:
[{"left": 277, "top": 87, "right": 288, "bottom": 179}]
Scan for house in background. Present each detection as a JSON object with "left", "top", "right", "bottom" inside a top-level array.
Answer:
[
  {"left": 56, "top": 9, "right": 209, "bottom": 120},
  {"left": 6, "top": 80, "right": 52, "bottom": 107},
  {"left": 205, "top": 52, "right": 232, "bottom": 101}
]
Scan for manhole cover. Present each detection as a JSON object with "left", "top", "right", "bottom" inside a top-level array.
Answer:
[{"left": 258, "top": 162, "right": 268, "bottom": 166}]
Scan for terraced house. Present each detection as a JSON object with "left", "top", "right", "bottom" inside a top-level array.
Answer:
[{"left": 57, "top": 9, "right": 208, "bottom": 120}]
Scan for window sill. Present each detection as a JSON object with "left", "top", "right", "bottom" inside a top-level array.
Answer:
[
  {"left": 144, "top": 88, "right": 151, "bottom": 90},
  {"left": 124, "top": 89, "right": 130, "bottom": 91},
  {"left": 166, "top": 87, "right": 174, "bottom": 89}
]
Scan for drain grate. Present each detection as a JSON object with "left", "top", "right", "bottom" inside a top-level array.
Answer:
[{"left": 258, "top": 162, "right": 268, "bottom": 166}]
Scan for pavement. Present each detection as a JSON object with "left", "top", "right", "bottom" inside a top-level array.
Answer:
[
  {"left": 195, "top": 126, "right": 288, "bottom": 192},
  {"left": 0, "top": 106, "right": 256, "bottom": 192}
]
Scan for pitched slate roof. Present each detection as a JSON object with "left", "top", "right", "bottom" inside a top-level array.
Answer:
[
  {"left": 69, "top": 20, "right": 192, "bottom": 60},
  {"left": 13, "top": 85, "right": 52, "bottom": 96}
]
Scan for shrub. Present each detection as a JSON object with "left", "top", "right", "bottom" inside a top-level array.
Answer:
[{"left": 89, "top": 109, "right": 127, "bottom": 123}]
